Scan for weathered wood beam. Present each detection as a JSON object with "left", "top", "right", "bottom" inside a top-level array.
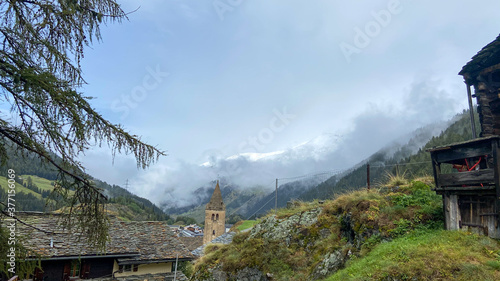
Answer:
[
  {"left": 479, "top": 63, "right": 500, "bottom": 77},
  {"left": 434, "top": 186, "right": 495, "bottom": 192},
  {"left": 430, "top": 153, "right": 440, "bottom": 188},
  {"left": 433, "top": 145, "right": 492, "bottom": 163},
  {"left": 492, "top": 139, "right": 500, "bottom": 226},
  {"left": 466, "top": 82, "right": 477, "bottom": 139},
  {"left": 438, "top": 169, "right": 494, "bottom": 187}
]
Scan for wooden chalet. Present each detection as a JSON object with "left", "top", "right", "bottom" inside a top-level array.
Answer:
[
  {"left": 9, "top": 212, "right": 194, "bottom": 281},
  {"left": 429, "top": 34, "right": 500, "bottom": 238}
]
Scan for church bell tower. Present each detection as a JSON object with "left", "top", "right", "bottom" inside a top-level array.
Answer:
[{"left": 203, "top": 180, "right": 226, "bottom": 244}]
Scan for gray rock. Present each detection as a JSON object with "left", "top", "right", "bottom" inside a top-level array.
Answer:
[
  {"left": 249, "top": 208, "right": 323, "bottom": 244},
  {"left": 310, "top": 250, "right": 346, "bottom": 280},
  {"left": 233, "top": 267, "right": 268, "bottom": 281},
  {"left": 211, "top": 268, "right": 228, "bottom": 281}
]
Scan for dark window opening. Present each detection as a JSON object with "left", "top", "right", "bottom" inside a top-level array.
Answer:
[
  {"left": 490, "top": 70, "right": 500, "bottom": 83},
  {"left": 118, "top": 264, "right": 133, "bottom": 273}
]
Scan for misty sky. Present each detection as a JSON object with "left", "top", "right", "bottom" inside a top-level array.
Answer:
[{"left": 76, "top": 0, "right": 500, "bottom": 205}]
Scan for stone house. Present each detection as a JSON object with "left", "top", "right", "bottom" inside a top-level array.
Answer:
[{"left": 10, "top": 212, "right": 194, "bottom": 281}]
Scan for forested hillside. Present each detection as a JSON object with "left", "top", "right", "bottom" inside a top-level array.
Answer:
[
  {"left": 172, "top": 110, "right": 480, "bottom": 222},
  {"left": 298, "top": 109, "right": 480, "bottom": 202},
  {"left": 1, "top": 109, "right": 481, "bottom": 224},
  {"left": 0, "top": 145, "right": 171, "bottom": 221}
]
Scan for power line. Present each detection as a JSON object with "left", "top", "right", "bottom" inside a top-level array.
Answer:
[
  {"left": 277, "top": 169, "right": 346, "bottom": 181},
  {"left": 247, "top": 194, "right": 275, "bottom": 220}
]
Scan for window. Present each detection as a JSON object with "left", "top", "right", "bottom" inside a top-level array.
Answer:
[
  {"left": 118, "top": 264, "right": 133, "bottom": 273},
  {"left": 211, "top": 214, "right": 215, "bottom": 220},
  {"left": 70, "top": 260, "right": 80, "bottom": 277},
  {"left": 212, "top": 230, "right": 215, "bottom": 235},
  {"left": 216, "top": 214, "right": 219, "bottom": 220}
]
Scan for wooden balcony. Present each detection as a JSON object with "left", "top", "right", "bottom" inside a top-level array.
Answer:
[{"left": 428, "top": 136, "right": 500, "bottom": 195}]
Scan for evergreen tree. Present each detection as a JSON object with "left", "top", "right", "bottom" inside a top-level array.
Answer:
[{"left": 0, "top": 1, "right": 165, "bottom": 277}]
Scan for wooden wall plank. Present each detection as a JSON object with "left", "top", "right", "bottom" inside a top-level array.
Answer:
[
  {"left": 434, "top": 147, "right": 491, "bottom": 163},
  {"left": 438, "top": 169, "right": 494, "bottom": 186}
]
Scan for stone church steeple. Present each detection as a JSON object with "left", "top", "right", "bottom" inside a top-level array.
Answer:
[{"left": 203, "top": 180, "right": 226, "bottom": 244}]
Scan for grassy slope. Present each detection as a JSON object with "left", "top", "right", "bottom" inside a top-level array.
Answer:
[
  {"left": 235, "top": 220, "right": 259, "bottom": 231},
  {"left": 193, "top": 178, "right": 445, "bottom": 280},
  {"left": 0, "top": 175, "right": 41, "bottom": 198},
  {"left": 328, "top": 230, "right": 500, "bottom": 281},
  {"left": 1, "top": 174, "right": 165, "bottom": 221},
  {"left": 25, "top": 175, "right": 54, "bottom": 191},
  {"left": 193, "top": 177, "right": 500, "bottom": 281},
  {"left": 105, "top": 203, "right": 155, "bottom": 221}
]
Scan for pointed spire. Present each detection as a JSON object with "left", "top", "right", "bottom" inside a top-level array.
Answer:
[{"left": 206, "top": 180, "right": 225, "bottom": 211}]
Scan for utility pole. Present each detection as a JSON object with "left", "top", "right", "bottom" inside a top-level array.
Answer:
[
  {"left": 367, "top": 164, "right": 370, "bottom": 190},
  {"left": 174, "top": 253, "right": 179, "bottom": 281},
  {"left": 275, "top": 178, "right": 278, "bottom": 215},
  {"left": 124, "top": 179, "right": 129, "bottom": 189}
]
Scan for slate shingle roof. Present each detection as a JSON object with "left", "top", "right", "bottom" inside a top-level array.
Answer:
[
  {"left": 13, "top": 212, "right": 194, "bottom": 262},
  {"left": 459, "top": 34, "right": 500, "bottom": 80},
  {"left": 178, "top": 236, "right": 204, "bottom": 252}
]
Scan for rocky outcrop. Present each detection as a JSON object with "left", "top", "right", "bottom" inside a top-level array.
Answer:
[
  {"left": 193, "top": 207, "right": 379, "bottom": 281},
  {"left": 310, "top": 249, "right": 351, "bottom": 280},
  {"left": 193, "top": 183, "right": 444, "bottom": 281},
  {"left": 249, "top": 208, "right": 322, "bottom": 243},
  {"left": 204, "top": 266, "right": 268, "bottom": 281}
]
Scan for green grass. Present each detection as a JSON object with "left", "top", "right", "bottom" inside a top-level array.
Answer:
[
  {"left": 193, "top": 180, "right": 447, "bottom": 281},
  {"left": 326, "top": 230, "right": 500, "bottom": 281},
  {"left": 0, "top": 174, "right": 55, "bottom": 198},
  {"left": 237, "top": 220, "right": 259, "bottom": 231},
  {"left": 0, "top": 176, "right": 42, "bottom": 198},
  {"left": 24, "top": 175, "right": 55, "bottom": 191}
]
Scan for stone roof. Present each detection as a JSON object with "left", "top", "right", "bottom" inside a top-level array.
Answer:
[
  {"left": 12, "top": 213, "right": 195, "bottom": 262},
  {"left": 94, "top": 272, "right": 188, "bottom": 281},
  {"left": 191, "top": 232, "right": 236, "bottom": 257},
  {"left": 459, "top": 34, "right": 500, "bottom": 81},
  {"left": 205, "top": 181, "right": 225, "bottom": 211},
  {"left": 178, "top": 236, "right": 204, "bottom": 252}
]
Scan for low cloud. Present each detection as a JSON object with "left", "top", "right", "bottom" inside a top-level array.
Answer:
[{"left": 103, "top": 78, "right": 464, "bottom": 210}]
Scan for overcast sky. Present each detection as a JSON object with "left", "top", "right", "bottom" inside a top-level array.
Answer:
[{"left": 77, "top": 0, "right": 500, "bottom": 203}]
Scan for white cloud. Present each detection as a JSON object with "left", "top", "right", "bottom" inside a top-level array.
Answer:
[{"left": 77, "top": 0, "right": 498, "bottom": 208}]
